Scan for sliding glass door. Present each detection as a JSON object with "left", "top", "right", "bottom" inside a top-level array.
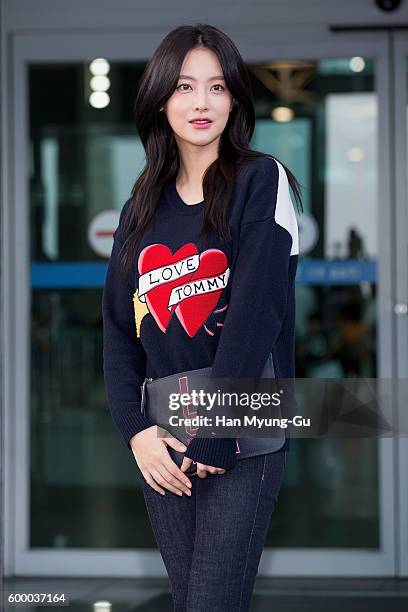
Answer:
[{"left": 4, "top": 29, "right": 406, "bottom": 576}]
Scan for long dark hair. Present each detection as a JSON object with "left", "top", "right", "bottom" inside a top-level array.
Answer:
[{"left": 119, "top": 23, "right": 303, "bottom": 275}]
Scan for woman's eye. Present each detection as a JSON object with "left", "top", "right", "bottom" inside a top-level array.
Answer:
[
  {"left": 176, "top": 83, "right": 191, "bottom": 91},
  {"left": 212, "top": 84, "right": 225, "bottom": 92}
]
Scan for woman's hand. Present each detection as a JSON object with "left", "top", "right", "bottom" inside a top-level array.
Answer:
[
  {"left": 180, "top": 456, "right": 226, "bottom": 478},
  {"left": 130, "top": 426, "right": 193, "bottom": 496}
]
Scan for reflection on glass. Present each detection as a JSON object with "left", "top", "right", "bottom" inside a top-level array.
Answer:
[
  {"left": 29, "top": 58, "right": 378, "bottom": 550},
  {"left": 248, "top": 58, "right": 378, "bottom": 548}
]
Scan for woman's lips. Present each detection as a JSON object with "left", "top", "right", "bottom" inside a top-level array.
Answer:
[{"left": 189, "top": 120, "right": 213, "bottom": 129}]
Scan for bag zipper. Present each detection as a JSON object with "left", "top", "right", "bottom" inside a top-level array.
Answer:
[
  {"left": 143, "top": 366, "right": 211, "bottom": 388},
  {"left": 140, "top": 377, "right": 154, "bottom": 414}
]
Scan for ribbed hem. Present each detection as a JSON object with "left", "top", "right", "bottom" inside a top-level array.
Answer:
[{"left": 185, "top": 437, "right": 237, "bottom": 470}]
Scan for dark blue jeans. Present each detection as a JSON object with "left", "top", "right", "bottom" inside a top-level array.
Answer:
[{"left": 141, "top": 449, "right": 287, "bottom": 612}]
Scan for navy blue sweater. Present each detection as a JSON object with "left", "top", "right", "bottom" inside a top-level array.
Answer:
[{"left": 102, "top": 155, "right": 299, "bottom": 470}]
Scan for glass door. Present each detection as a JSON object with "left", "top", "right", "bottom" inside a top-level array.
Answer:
[
  {"left": 394, "top": 32, "right": 408, "bottom": 578},
  {"left": 4, "top": 29, "right": 400, "bottom": 576}
]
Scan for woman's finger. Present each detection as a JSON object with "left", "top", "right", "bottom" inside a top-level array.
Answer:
[
  {"left": 159, "top": 462, "right": 192, "bottom": 494},
  {"left": 163, "top": 455, "right": 193, "bottom": 489},
  {"left": 151, "top": 466, "right": 190, "bottom": 496},
  {"left": 180, "top": 456, "right": 194, "bottom": 474},
  {"left": 143, "top": 470, "right": 166, "bottom": 495},
  {"left": 201, "top": 464, "right": 227, "bottom": 474},
  {"left": 196, "top": 463, "right": 208, "bottom": 478}
]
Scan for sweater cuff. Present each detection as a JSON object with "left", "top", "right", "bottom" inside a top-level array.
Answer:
[{"left": 185, "top": 437, "right": 237, "bottom": 470}]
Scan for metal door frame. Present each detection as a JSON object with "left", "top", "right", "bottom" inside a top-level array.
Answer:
[
  {"left": 393, "top": 32, "right": 408, "bottom": 578},
  {"left": 2, "top": 28, "right": 402, "bottom": 576}
]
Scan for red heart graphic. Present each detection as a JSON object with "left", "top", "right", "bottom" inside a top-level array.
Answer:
[
  {"left": 175, "top": 249, "right": 229, "bottom": 337},
  {"left": 138, "top": 243, "right": 197, "bottom": 332}
]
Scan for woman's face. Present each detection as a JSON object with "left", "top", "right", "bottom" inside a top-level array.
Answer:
[{"left": 163, "top": 47, "right": 234, "bottom": 151}]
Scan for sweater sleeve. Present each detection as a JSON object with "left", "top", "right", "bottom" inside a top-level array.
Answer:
[
  {"left": 184, "top": 157, "right": 298, "bottom": 469},
  {"left": 102, "top": 199, "right": 157, "bottom": 450}
]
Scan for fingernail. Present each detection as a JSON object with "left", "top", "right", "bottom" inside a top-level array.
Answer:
[
  {"left": 180, "top": 445, "right": 187, "bottom": 451},
  {"left": 186, "top": 481, "right": 192, "bottom": 487}
]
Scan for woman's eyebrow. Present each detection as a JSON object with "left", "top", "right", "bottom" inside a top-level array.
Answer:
[{"left": 178, "top": 75, "right": 225, "bottom": 81}]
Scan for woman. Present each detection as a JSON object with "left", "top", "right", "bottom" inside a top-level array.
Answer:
[{"left": 102, "top": 23, "right": 302, "bottom": 612}]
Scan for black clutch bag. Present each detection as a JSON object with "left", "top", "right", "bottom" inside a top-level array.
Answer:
[{"left": 140, "top": 352, "right": 287, "bottom": 476}]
